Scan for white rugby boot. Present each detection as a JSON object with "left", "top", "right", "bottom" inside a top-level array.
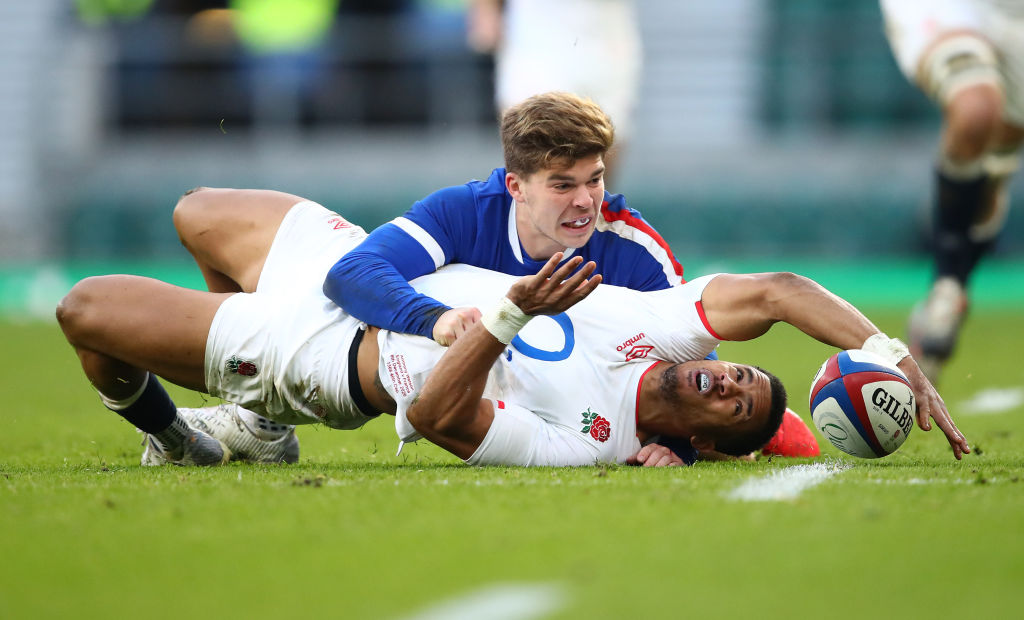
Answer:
[
  {"left": 140, "top": 425, "right": 230, "bottom": 467},
  {"left": 178, "top": 404, "right": 299, "bottom": 464},
  {"left": 907, "top": 276, "right": 968, "bottom": 384}
]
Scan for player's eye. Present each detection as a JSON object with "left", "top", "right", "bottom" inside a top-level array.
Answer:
[
  {"left": 735, "top": 401, "right": 742, "bottom": 416},
  {"left": 737, "top": 368, "right": 744, "bottom": 382}
]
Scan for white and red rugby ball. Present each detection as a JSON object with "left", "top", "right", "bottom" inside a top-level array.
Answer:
[{"left": 809, "top": 349, "right": 915, "bottom": 458}]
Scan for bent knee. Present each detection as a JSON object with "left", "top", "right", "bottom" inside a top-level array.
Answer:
[
  {"left": 945, "top": 87, "right": 1004, "bottom": 157},
  {"left": 172, "top": 187, "right": 214, "bottom": 240},
  {"left": 56, "top": 276, "right": 117, "bottom": 345}
]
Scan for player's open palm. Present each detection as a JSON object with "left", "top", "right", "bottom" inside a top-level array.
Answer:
[{"left": 507, "top": 253, "right": 601, "bottom": 316}]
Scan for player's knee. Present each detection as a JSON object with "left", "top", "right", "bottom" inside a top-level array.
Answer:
[
  {"left": 172, "top": 188, "right": 209, "bottom": 240},
  {"left": 945, "top": 87, "right": 1003, "bottom": 159},
  {"left": 56, "top": 277, "right": 112, "bottom": 344}
]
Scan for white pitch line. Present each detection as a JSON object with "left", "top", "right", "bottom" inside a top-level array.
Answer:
[
  {"left": 726, "top": 462, "right": 851, "bottom": 502},
  {"left": 958, "top": 387, "right": 1024, "bottom": 415},
  {"left": 398, "top": 582, "right": 566, "bottom": 620}
]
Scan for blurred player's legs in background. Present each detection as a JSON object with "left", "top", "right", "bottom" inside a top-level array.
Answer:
[
  {"left": 467, "top": 0, "right": 641, "bottom": 184},
  {"left": 881, "top": 0, "right": 1024, "bottom": 382}
]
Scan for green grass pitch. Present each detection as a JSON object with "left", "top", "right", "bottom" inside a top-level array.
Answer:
[{"left": 2, "top": 300, "right": 1022, "bottom": 618}]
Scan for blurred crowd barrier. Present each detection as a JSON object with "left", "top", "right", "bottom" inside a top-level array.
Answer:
[{"left": 0, "top": 0, "right": 1021, "bottom": 263}]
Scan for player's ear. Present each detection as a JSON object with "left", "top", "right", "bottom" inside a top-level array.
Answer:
[
  {"left": 505, "top": 172, "right": 524, "bottom": 200},
  {"left": 690, "top": 435, "right": 715, "bottom": 453}
]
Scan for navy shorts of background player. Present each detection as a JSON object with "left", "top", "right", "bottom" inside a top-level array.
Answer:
[{"left": 323, "top": 168, "right": 712, "bottom": 464}]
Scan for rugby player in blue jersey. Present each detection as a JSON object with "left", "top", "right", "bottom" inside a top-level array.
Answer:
[{"left": 321, "top": 91, "right": 684, "bottom": 346}]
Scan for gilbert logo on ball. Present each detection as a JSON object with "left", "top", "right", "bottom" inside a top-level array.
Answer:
[{"left": 809, "top": 350, "right": 914, "bottom": 458}]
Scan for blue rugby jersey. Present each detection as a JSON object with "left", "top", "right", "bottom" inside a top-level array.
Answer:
[{"left": 323, "top": 167, "right": 684, "bottom": 338}]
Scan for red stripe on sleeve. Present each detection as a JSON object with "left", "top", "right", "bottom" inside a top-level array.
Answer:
[
  {"left": 600, "top": 201, "right": 684, "bottom": 279},
  {"left": 497, "top": 400, "right": 505, "bottom": 409},
  {"left": 695, "top": 301, "right": 725, "bottom": 340}
]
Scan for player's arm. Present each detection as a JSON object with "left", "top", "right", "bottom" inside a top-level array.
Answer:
[
  {"left": 323, "top": 191, "right": 481, "bottom": 343},
  {"left": 700, "top": 272, "right": 969, "bottom": 459},
  {"left": 406, "top": 254, "right": 601, "bottom": 459}
]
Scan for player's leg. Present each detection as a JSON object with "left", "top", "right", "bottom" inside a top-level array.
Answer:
[
  {"left": 170, "top": 188, "right": 320, "bottom": 461},
  {"left": 56, "top": 275, "right": 233, "bottom": 465},
  {"left": 906, "top": 31, "right": 1010, "bottom": 381},
  {"left": 173, "top": 187, "right": 307, "bottom": 293}
]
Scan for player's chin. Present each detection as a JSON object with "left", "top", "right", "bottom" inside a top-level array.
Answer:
[{"left": 558, "top": 226, "right": 594, "bottom": 248}]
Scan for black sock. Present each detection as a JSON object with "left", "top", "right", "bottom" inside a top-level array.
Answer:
[
  {"left": 105, "top": 374, "right": 178, "bottom": 434},
  {"left": 933, "top": 168, "right": 987, "bottom": 284}
]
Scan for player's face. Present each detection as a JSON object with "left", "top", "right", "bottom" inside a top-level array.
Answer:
[
  {"left": 507, "top": 154, "right": 606, "bottom": 260},
  {"left": 668, "top": 360, "right": 772, "bottom": 437}
]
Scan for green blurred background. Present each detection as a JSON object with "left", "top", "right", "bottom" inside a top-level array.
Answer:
[{"left": 2, "top": 1, "right": 1022, "bottom": 311}]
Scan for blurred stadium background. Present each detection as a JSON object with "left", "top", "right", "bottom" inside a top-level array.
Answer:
[{"left": 1, "top": 0, "right": 1022, "bottom": 316}]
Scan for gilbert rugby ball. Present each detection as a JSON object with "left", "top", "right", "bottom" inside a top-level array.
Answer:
[{"left": 809, "top": 349, "right": 915, "bottom": 458}]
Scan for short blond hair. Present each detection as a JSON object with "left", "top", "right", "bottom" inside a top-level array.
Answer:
[{"left": 500, "top": 92, "right": 615, "bottom": 176}]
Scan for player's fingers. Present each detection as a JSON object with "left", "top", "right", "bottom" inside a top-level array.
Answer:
[
  {"left": 553, "top": 260, "right": 595, "bottom": 297},
  {"left": 645, "top": 448, "right": 683, "bottom": 467},
  {"left": 565, "top": 273, "right": 602, "bottom": 306},
  {"left": 924, "top": 398, "right": 968, "bottom": 453},
  {"left": 536, "top": 252, "right": 565, "bottom": 281},
  {"left": 932, "top": 412, "right": 969, "bottom": 459},
  {"left": 547, "top": 255, "right": 585, "bottom": 289}
]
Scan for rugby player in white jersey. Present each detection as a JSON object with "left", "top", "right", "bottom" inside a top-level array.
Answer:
[
  {"left": 881, "top": 0, "right": 1024, "bottom": 382},
  {"left": 55, "top": 190, "right": 971, "bottom": 466}
]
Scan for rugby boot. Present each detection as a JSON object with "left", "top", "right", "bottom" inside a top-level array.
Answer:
[
  {"left": 907, "top": 276, "right": 968, "bottom": 384},
  {"left": 179, "top": 404, "right": 299, "bottom": 464}
]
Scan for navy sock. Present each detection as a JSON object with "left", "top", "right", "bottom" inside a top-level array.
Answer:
[
  {"left": 107, "top": 374, "right": 178, "bottom": 434},
  {"left": 933, "top": 168, "right": 987, "bottom": 284}
]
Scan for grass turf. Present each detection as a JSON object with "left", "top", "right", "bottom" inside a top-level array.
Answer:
[{"left": 2, "top": 307, "right": 1022, "bottom": 619}]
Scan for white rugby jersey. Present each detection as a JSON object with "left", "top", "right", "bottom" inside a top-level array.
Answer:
[{"left": 377, "top": 264, "right": 722, "bottom": 466}]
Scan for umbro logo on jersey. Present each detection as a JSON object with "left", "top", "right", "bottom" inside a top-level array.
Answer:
[
  {"left": 327, "top": 216, "right": 353, "bottom": 230},
  {"left": 625, "top": 345, "right": 654, "bottom": 361},
  {"left": 616, "top": 332, "right": 646, "bottom": 352}
]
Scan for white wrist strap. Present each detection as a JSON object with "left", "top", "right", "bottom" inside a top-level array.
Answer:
[
  {"left": 481, "top": 296, "right": 533, "bottom": 344},
  {"left": 862, "top": 333, "right": 910, "bottom": 366}
]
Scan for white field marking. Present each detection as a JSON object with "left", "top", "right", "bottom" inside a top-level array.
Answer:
[
  {"left": 958, "top": 387, "right": 1024, "bottom": 415},
  {"left": 726, "top": 462, "right": 851, "bottom": 502},
  {"left": 398, "top": 583, "right": 565, "bottom": 620}
]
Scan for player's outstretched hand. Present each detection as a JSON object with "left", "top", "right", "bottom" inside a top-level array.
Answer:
[
  {"left": 506, "top": 253, "right": 602, "bottom": 316},
  {"left": 898, "top": 357, "right": 970, "bottom": 460},
  {"left": 433, "top": 306, "right": 483, "bottom": 346},
  {"left": 627, "top": 443, "right": 685, "bottom": 467}
]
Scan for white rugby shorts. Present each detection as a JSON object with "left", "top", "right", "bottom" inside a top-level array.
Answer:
[
  {"left": 881, "top": 0, "right": 1024, "bottom": 125},
  {"left": 205, "top": 201, "right": 379, "bottom": 429}
]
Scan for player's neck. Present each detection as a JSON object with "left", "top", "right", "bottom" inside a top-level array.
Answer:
[{"left": 636, "top": 363, "right": 693, "bottom": 438}]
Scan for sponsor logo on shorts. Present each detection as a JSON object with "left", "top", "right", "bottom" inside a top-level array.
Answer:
[
  {"left": 226, "top": 355, "right": 258, "bottom": 377},
  {"left": 580, "top": 408, "right": 611, "bottom": 443}
]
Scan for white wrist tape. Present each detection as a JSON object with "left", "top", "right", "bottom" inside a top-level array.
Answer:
[
  {"left": 481, "top": 296, "right": 533, "bottom": 344},
  {"left": 862, "top": 333, "right": 910, "bottom": 366}
]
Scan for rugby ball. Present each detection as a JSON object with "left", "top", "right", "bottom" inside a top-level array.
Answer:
[{"left": 809, "top": 349, "right": 915, "bottom": 458}]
